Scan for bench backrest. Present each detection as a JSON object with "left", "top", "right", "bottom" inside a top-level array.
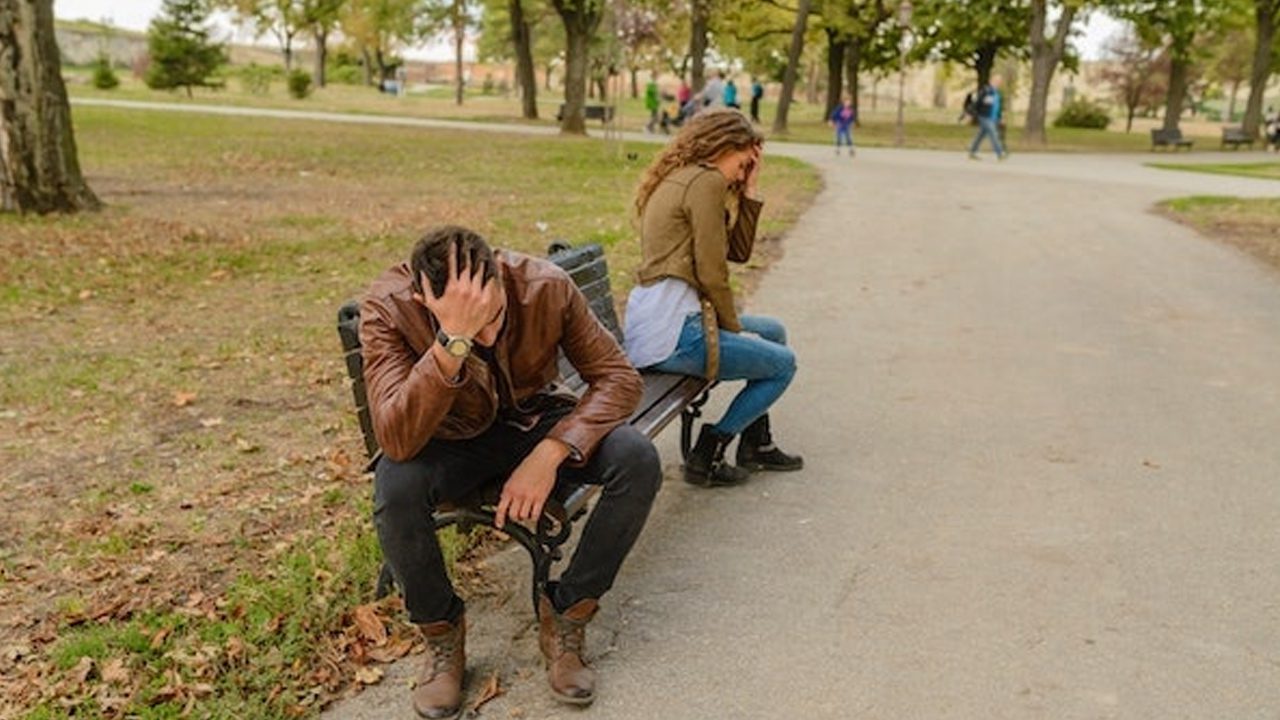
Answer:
[{"left": 336, "top": 244, "right": 620, "bottom": 460}]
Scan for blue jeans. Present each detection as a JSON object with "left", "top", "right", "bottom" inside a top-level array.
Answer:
[
  {"left": 970, "top": 117, "right": 1005, "bottom": 156},
  {"left": 835, "top": 126, "right": 853, "bottom": 148},
  {"left": 650, "top": 314, "right": 796, "bottom": 436}
]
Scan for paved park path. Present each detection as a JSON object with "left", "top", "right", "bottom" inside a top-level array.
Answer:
[{"left": 78, "top": 100, "right": 1280, "bottom": 718}]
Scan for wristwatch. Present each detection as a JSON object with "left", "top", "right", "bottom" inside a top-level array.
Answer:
[{"left": 436, "top": 328, "right": 473, "bottom": 359}]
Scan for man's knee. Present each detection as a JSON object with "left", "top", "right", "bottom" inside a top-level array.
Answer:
[
  {"left": 750, "top": 316, "right": 788, "bottom": 346},
  {"left": 595, "top": 426, "right": 661, "bottom": 498},
  {"left": 373, "top": 456, "right": 436, "bottom": 521}
]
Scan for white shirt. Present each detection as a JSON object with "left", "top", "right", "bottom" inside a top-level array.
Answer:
[{"left": 623, "top": 278, "right": 701, "bottom": 368}]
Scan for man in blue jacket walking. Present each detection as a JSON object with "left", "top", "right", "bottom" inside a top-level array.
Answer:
[{"left": 967, "top": 76, "right": 1007, "bottom": 161}]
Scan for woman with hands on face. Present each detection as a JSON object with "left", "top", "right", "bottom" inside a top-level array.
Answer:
[{"left": 623, "top": 108, "right": 804, "bottom": 489}]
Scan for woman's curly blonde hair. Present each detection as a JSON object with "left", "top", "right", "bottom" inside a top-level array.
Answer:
[{"left": 635, "top": 108, "right": 763, "bottom": 218}]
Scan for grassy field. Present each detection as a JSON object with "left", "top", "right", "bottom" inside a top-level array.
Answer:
[
  {"left": 1148, "top": 161, "right": 1280, "bottom": 181},
  {"left": 0, "top": 107, "right": 821, "bottom": 718},
  {"left": 1160, "top": 196, "right": 1280, "bottom": 272},
  {"left": 67, "top": 72, "right": 1199, "bottom": 154}
]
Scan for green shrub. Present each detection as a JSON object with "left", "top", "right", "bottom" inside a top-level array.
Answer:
[
  {"left": 328, "top": 64, "right": 363, "bottom": 86},
  {"left": 91, "top": 55, "right": 119, "bottom": 90},
  {"left": 238, "top": 62, "right": 277, "bottom": 95},
  {"left": 287, "top": 69, "right": 312, "bottom": 99},
  {"left": 1053, "top": 98, "right": 1111, "bottom": 130}
]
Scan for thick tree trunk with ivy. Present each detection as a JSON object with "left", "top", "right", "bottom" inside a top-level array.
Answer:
[
  {"left": 553, "top": 0, "right": 603, "bottom": 135},
  {"left": 1024, "top": 0, "right": 1076, "bottom": 145},
  {"left": 509, "top": 0, "right": 538, "bottom": 118},
  {"left": 1243, "top": 0, "right": 1280, "bottom": 138},
  {"left": 1162, "top": 56, "right": 1189, "bottom": 133},
  {"left": 825, "top": 29, "right": 846, "bottom": 119},
  {"left": 0, "top": 0, "right": 100, "bottom": 214},
  {"left": 772, "top": 0, "right": 812, "bottom": 134},
  {"left": 689, "top": 0, "right": 710, "bottom": 92}
]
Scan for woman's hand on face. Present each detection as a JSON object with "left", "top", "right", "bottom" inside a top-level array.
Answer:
[{"left": 744, "top": 145, "right": 763, "bottom": 199}]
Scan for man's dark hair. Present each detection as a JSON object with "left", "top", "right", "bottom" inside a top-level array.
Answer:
[{"left": 410, "top": 225, "right": 497, "bottom": 298}]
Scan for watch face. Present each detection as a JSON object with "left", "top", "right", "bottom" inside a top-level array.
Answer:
[{"left": 446, "top": 338, "right": 471, "bottom": 357}]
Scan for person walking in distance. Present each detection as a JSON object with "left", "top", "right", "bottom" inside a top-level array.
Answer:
[
  {"left": 749, "top": 77, "right": 764, "bottom": 123},
  {"left": 644, "top": 75, "right": 661, "bottom": 133},
  {"left": 830, "top": 96, "right": 856, "bottom": 157},
  {"left": 968, "top": 75, "right": 1007, "bottom": 161}
]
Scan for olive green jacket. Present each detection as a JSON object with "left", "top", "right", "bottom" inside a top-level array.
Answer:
[{"left": 635, "top": 164, "right": 764, "bottom": 334}]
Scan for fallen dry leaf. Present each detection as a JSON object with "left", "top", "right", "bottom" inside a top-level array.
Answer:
[
  {"left": 199, "top": 417, "right": 224, "bottom": 428},
  {"left": 71, "top": 656, "right": 95, "bottom": 684},
  {"left": 470, "top": 672, "right": 503, "bottom": 713},
  {"left": 173, "top": 391, "right": 198, "bottom": 407},
  {"left": 101, "top": 657, "right": 130, "bottom": 686},
  {"left": 354, "top": 666, "right": 384, "bottom": 686},
  {"left": 352, "top": 605, "right": 388, "bottom": 646}
]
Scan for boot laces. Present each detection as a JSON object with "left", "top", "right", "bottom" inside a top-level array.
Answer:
[
  {"left": 425, "top": 631, "right": 460, "bottom": 678},
  {"left": 556, "top": 618, "right": 587, "bottom": 657}
]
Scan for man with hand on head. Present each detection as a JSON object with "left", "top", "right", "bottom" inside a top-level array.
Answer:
[{"left": 359, "top": 226, "right": 659, "bottom": 718}]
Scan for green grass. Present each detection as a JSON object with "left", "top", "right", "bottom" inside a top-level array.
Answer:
[
  {"left": 1149, "top": 161, "right": 1280, "bottom": 181},
  {"left": 1160, "top": 195, "right": 1280, "bottom": 272}
]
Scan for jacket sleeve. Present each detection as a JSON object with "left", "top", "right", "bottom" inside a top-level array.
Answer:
[
  {"left": 359, "top": 298, "right": 465, "bottom": 462},
  {"left": 685, "top": 171, "right": 742, "bottom": 333},
  {"left": 546, "top": 279, "right": 644, "bottom": 464},
  {"left": 727, "top": 196, "right": 763, "bottom": 264}
]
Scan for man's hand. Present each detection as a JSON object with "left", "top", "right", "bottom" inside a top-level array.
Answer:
[
  {"left": 411, "top": 240, "right": 501, "bottom": 339},
  {"left": 494, "top": 438, "right": 572, "bottom": 530}
]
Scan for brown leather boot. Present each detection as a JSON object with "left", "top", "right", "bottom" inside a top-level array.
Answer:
[
  {"left": 537, "top": 593, "right": 599, "bottom": 705},
  {"left": 412, "top": 616, "right": 465, "bottom": 719}
]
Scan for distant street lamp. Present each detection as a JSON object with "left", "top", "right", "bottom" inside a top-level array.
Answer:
[{"left": 894, "top": 0, "right": 913, "bottom": 147}]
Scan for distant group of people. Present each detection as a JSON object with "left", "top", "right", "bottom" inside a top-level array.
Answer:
[{"left": 645, "top": 71, "right": 767, "bottom": 134}]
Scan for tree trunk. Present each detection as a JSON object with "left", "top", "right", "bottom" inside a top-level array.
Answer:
[
  {"left": 846, "top": 37, "right": 862, "bottom": 121},
  {"left": 556, "top": 10, "right": 594, "bottom": 134},
  {"left": 361, "top": 46, "right": 373, "bottom": 86},
  {"left": 545, "top": 61, "right": 554, "bottom": 90},
  {"left": 596, "top": 74, "right": 607, "bottom": 101},
  {"left": 825, "top": 29, "right": 846, "bottom": 118},
  {"left": 631, "top": 67, "right": 639, "bottom": 99},
  {"left": 1024, "top": 0, "right": 1076, "bottom": 145},
  {"left": 0, "top": 0, "right": 100, "bottom": 214},
  {"left": 772, "top": 0, "right": 813, "bottom": 134},
  {"left": 805, "top": 58, "right": 819, "bottom": 104},
  {"left": 1243, "top": 0, "right": 1278, "bottom": 138},
  {"left": 689, "top": 0, "right": 709, "bottom": 92},
  {"left": 509, "top": 0, "right": 538, "bottom": 118},
  {"left": 1126, "top": 103, "right": 1136, "bottom": 132},
  {"left": 1229, "top": 78, "right": 1241, "bottom": 122},
  {"left": 1163, "top": 56, "right": 1189, "bottom": 133},
  {"left": 313, "top": 26, "right": 328, "bottom": 88},
  {"left": 453, "top": 0, "right": 466, "bottom": 105},
  {"left": 975, "top": 43, "right": 997, "bottom": 89},
  {"left": 283, "top": 33, "right": 294, "bottom": 73}
]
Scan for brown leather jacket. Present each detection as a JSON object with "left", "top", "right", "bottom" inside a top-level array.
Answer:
[
  {"left": 359, "top": 250, "right": 643, "bottom": 463},
  {"left": 634, "top": 163, "right": 763, "bottom": 334}
]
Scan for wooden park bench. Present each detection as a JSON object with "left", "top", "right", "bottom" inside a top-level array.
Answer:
[
  {"left": 556, "top": 103, "right": 615, "bottom": 124},
  {"left": 337, "top": 242, "right": 712, "bottom": 613},
  {"left": 1150, "top": 128, "right": 1194, "bottom": 151},
  {"left": 1220, "top": 126, "right": 1255, "bottom": 150}
]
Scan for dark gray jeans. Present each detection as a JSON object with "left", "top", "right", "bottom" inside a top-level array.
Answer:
[{"left": 373, "top": 409, "right": 661, "bottom": 624}]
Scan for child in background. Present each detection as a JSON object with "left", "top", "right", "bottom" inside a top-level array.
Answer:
[{"left": 829, "top": 97, "right": 856, "bottom": 157}]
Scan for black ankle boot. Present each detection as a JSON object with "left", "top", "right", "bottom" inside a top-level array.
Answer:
[
  {"left": 735, "top": 414, "right": 804, "bottom": 472},
  {"left": 685, "top": 425, "right": 750, "bottom": 487}
]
